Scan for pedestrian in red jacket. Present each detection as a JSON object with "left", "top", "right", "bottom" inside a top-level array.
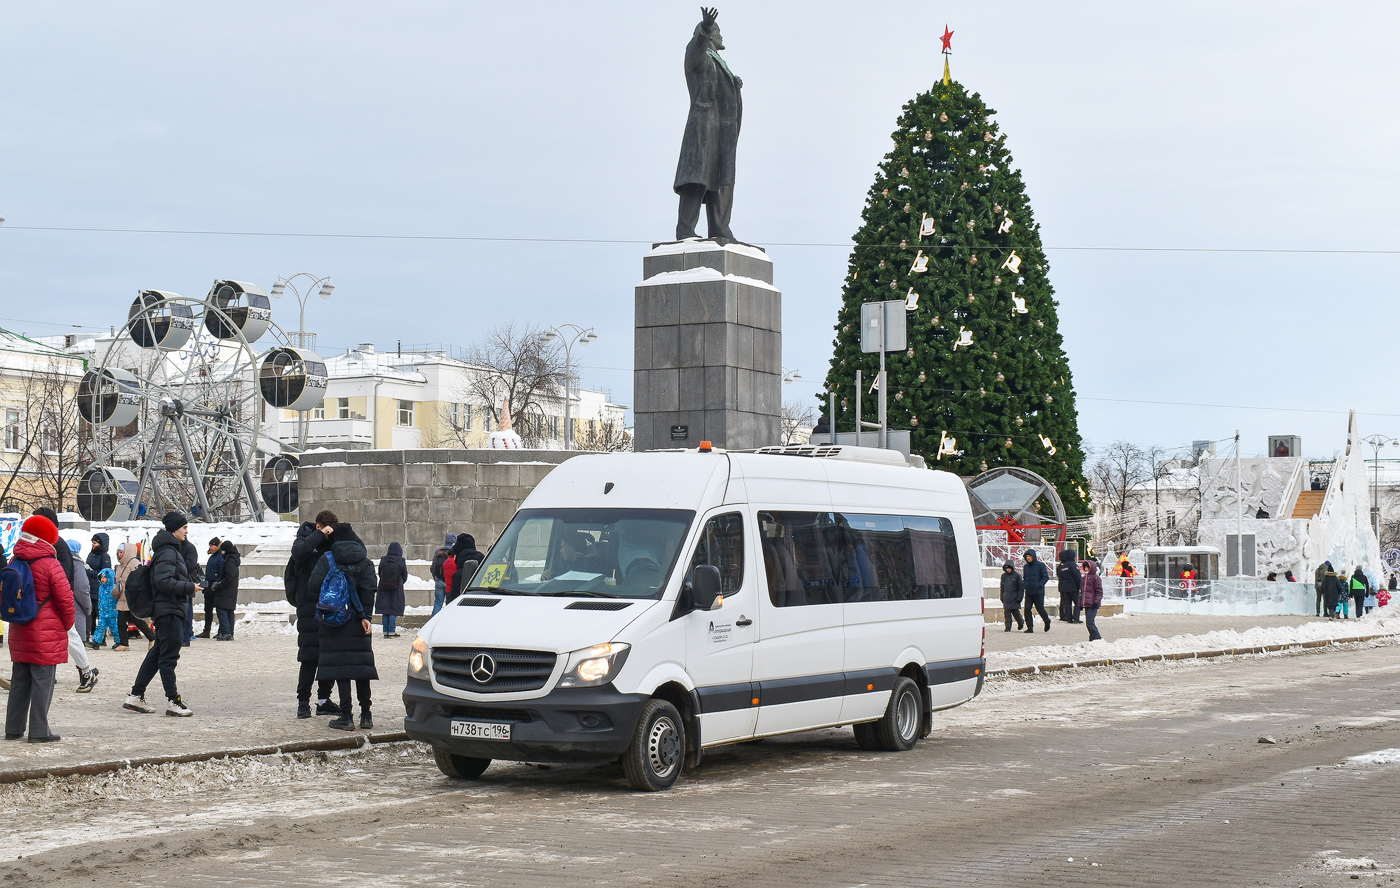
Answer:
[{"left": 5, "top": 514, "right": 75, "bottom": 742}]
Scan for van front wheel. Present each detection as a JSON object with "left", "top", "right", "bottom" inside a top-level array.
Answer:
[
  {"left": 622, "top": 698, "right": 685, "bottom": 791},
  {"left": 863, "top": 676, "right": 922, "bottom": 752},
  {"left": 433, "top": 747, "right": 491, "bottom": 780}
]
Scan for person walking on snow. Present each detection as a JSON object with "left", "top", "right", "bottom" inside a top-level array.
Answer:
[
  {"left": 90, "top": 567, "right": 118, "bottom": 647},
  {"left": 123, "top": 512, "right": 198, "bottom": 717},
  {"left": 285, "top": 512, "right": 341, "bottom": 720},
  {"left": 310, "top": 522, "right": 379, "bottom": 731},
  {"left": 4, "top": 514, "right": 75, "bottom": 743},
  {"left": 1350, "top": 567, "right": 1368, "bottom": 619},
  {"left": 85, "top": 532, "right": 111, "bottom": 645},
  {"left": 1314, "top": 562, "right": 1328, "bottom": 616},
  {"left": 210, "top": 540, "right": 240, "bottom": 640},
  {"left": 1081, "top": 559, "right": 1105, "bottom": 642},
  {"left": 430, "top": 534, "right": 455, "bottom": 616},
  {"left": 1020, "top": 550, "right": 1051, "bottom": 633},
  {"left": 1056, "top": 548, "right": 1082, "bottom": 623},
  {"left": 375, "top": 542, "right": 407, "bottom": 639},
  {"left": 998, "top": 561, "right": 1024, "bottom": 631}
]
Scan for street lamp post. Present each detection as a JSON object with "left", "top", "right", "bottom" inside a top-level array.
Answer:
[
  {"left": 1362, "top": 434, "right": 1399, "bottom": 541},
  {"left": 538, "top": 324, "right": 597, "bottom": 450},
  {"left": 270, "top": 273, "right": 335, "bottom": 449}
]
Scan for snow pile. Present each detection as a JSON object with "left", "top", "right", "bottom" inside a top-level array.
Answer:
[
  {"left": 67, "top": 520, "right": 301, "bottom": 561},
  {"left": 235, "top": 600, "right": 297, "bottom": 636},
  {"left": 1348, "top": 749, "right": 1400, "bottom": 766},
  {"left": 988, "top": 610, "right": 1400, "bottom": 670}
]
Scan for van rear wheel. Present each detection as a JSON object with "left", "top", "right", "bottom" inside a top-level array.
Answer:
[
  {"left": 622, "top": 698, "right": 685, "bottom": 791},
  {"left": 433, "top": 747, "right": 491, "bottom": 780},
  {"left": 864, "top": 676, "right": 922, "bottom": 752}
]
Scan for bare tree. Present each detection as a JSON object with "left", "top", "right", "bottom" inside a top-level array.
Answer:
[
  {"left": 1089, "top": 440, "right": 1151, "bottom": 553},
  {"left": 463, "top": 323, "right": 567, "bottom": 448},
  {"left": 576, "top": 418, "right": 632, "bottom": 452},
  {"left": 0, "top": 358, "right": 92, "bottom": 513},
  {"left": 780, "top": 400, "right": 816, "bottom": 446}
]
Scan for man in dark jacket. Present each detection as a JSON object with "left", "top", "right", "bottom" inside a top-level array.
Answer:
[
  {"left": 1056, "top": 548, "right": 1082, "bottom": 624},
  {"left": 124, "top": 512, "right": 197, "bottom": 717},
  {"left": 284, "top": 513, "right": 340, "bottom": 719},
  {"left": 310, "top": 523, "right": 379, "bottom": 731},
  {"left": 1319, "top": 563, "right": 1344, "bottom": 619},
  {"left": 196, "top": 537, "right": 223, "bottom": 639},
  {"left": 1314, "top": 562, "right": 1328, "bottom": 616},
  {"left": 86, "top": 532, "right": 112, "bottom": 642},
  {"left": 447, "top": 533, "right": 486, "bottom": 602},
  {"left": 211, "top": 540, "right": 241, "bottom": 640},
  {"left": 1021, "top": 550, "right": 1051, "bottom": 633},
  {"left": 998, "top": 562, "right": 1024, "bottom": 631}
]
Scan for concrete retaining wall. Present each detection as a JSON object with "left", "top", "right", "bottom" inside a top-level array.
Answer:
[{"left": 298, "top": 448, "right": 582, "bottom": 562}]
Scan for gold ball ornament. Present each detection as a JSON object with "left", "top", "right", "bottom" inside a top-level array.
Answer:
[
  {"left": 895, "top": 391, "right": 904, "bottom": 401},
  {"left": 993, "top": 275, "right": 1001, "bottom": 285},
  {"left": 1006, "top": 438, "right": 1013, "bottom": 449},
  {"left": 970, "top": 254, "right": 978, "bottom": 265},
  {"left": 983, "top": 131, "right": 994, "bottom": 143},
  {"left": 996, "top": 372, "right": 1005, "bottom": 382},
  {"left": 924, "top": 130, "right": 933, "bottom": 141},
  {"left": 967, "top": 293, "right": 976, "bottom": 303},
  {"left": 1016, "top": 416, "right": 1024, "bottom": 427},
  {"left": 917, "top": 371, "right": 926, "bottom": 382},
  {"left": 905, "top": 347, "right": 914, "bottom": 358},
  {"left": 904, "top": 203, "right": 911, "bottom": 213},
  {"left": 911, "top": 416, "right": 919, "bottom": 426},
  {"left": 879, "top": 259, "right": 886, "bottom": 269},
  {"left": 939, "top": 112, "right": 948, "bottom": 123}
]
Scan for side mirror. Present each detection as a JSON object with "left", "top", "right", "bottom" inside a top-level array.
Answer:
[{"left": 689, "top": 564, "right": 722, "bottom": 612}]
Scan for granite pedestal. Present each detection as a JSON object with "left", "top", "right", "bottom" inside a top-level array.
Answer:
[{"left": 633, "top": 240, "right": 782, "bottom": 452}]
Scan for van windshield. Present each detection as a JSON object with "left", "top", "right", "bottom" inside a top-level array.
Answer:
[{"left": 471, "top": 508, "right": 695, "bottom": 600}]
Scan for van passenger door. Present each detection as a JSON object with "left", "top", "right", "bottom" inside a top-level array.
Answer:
[{"left": 683, "top": 511, "right": 757, "bottom": 744}]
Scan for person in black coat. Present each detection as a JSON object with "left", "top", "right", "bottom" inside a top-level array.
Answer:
[
  {"left": 375, "top": 542, "right": 408, "bottom": 639},
  {"left": 309, "top": 523, "right": 379, "bottom": 731},
  {"left": 1021, "top": 550, "right": 1051, "bottom": 633},
  {"left": 998, "top": 562, "right": 1024, "bottom": 631},
  {"left": 284, "top": 514, "right": 339, "bottom": 719},
  {"left": 86, "top": 532, "right": 112, "bottom": 642},
  {"left": 1056, "top": 548, "right": 1083, "bottom": 624},
  {"left": 447, "top": 533, "right": 486, "bottom": 602},
  {"left": 125, "top": 513, "right": 197, "bottom": 716},
  {"left": 210, "top": 540, "right": 241, "bottom": 640}
]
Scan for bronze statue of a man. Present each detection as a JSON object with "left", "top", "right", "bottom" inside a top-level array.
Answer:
[{"left": 674, "top": 7, "right": 743, "bottom": 243}]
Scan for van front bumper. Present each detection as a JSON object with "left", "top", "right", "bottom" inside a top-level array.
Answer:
[{"left": 402, "top": 677, "right": 648, "bottom": 763}]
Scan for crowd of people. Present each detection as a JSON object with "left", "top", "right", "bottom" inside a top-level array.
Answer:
[{"left": 998, "top": 548, "right": 1106, "bottom": 642}]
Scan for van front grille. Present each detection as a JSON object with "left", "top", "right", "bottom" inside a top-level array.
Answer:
[{"left": 432, "top": 647, "right": 557, "bottom": 693}]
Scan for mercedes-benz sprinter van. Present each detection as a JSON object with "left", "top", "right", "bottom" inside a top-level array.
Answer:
[{"left": 403, "top": 444, "right": 985, "bottom": 790}]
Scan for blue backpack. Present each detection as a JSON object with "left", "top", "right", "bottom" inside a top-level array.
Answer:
[
  {"left": 315, "top": 551, "right": 361, "bottom": 627},
  {"left": 0, "top": 559, "right": 42, "bottom": 624}
]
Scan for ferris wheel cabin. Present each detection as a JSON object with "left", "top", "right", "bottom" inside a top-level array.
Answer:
[
  {"left": 128, "top": 290, "right": 196, "bottom": 350},
  {"left": 258, "top": 347, "right": 329, "bottom": 411},
  {"left": 77, "top": 466, "right": 141, "bottom": 522},
  {"left": 205, "top": 280, "right": 273, "bottom": 341},
  {"left": 77, "top": 367, "right": 141, "bottom": 427}
]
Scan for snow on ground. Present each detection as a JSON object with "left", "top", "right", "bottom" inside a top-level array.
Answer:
[
  {"left": 1348, "top": 749, "right": 1400, "bottom": 766},
  {"left": 987, "top": 609, "right": 1400, "bottom": 670}
]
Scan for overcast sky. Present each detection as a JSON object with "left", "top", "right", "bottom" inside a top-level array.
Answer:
[{"left": 2, "top": 2, "right": 1396, "bottom": 461}]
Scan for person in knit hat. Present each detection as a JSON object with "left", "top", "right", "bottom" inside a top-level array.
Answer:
[
  {"left": 5, "top": 514, "right": 75, "bottom": 742},
  {"left": 124, "top": 512, "right": 198, "bottom": 717},
  {"left": 429, "top": 533, "right": 456, "bottom": 616}
]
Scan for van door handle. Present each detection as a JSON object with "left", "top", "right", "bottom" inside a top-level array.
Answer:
[{"left": 735, "top": 616, "right": 752, "bottom": 627}]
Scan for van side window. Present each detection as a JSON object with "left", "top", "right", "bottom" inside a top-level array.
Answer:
[
  {"left": 688, "top": 512, "right": 744, "bottom": 595},
  {"left": 759, "top": 511, "right": 962, "bottom": 605}
]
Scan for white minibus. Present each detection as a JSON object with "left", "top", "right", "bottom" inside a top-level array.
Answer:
[{"left": 403, "top": 444, "right": 986, "bottom": 790}]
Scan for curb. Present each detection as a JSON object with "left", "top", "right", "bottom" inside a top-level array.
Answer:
[
  {"left": 0, "top": 730, "right": 412, "bottom": 786},
  {"left": 989, "top": 633, "right": 1392, "bottom": 678}
]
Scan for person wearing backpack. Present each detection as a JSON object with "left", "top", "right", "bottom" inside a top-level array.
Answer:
[
  {"left": 375, "top": 542, "right": 407, "bottom": 639},
  {"left": 123, "top": 512, "right": 198, "bottom": 717},
  {"left": 285, "top": 513, "right": 341, "bottom": 720},
  {"left": 4, "top": 514, "right": 75, "bottom": 742},
  {"left": 309, "top": 522, "right": 379, "bottom": 731},
  {"left": 210, "top": 540, "right": 241, "bottom": 640},
  {"left": 429, "top": 534, "right": 455, "bottom": 616},
  {"left": 112, "top": 543, "right": 153, "bottom": 651}
]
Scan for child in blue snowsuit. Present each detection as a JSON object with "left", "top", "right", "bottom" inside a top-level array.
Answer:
[{"left": 91, "top": 566, "right": 119, "bottom": 646}]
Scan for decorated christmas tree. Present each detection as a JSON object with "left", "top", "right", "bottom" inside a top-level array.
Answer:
[{"left": 821, "top": 34, "right": 1090, "bottom": 515}]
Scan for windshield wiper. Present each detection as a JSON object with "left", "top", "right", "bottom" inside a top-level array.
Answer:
[
  {"left": 540, "top": 589, "right": 623, "bottom": 599},
  {"left": 462, "top": 586, "right": 537, "bottom": 596}
]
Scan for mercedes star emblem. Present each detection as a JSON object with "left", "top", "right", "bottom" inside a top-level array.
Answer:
[{"left": 469, "top": 653, "right": 497, "bottom": 683}]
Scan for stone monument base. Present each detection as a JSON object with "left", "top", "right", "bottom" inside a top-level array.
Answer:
[{"left": 633, "top": 240, "right": 782, "bottom": 452}]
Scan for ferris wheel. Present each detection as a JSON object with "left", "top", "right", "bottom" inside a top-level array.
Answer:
[{"left": 76, "top": 282, "right": 328, "bottom": 523}]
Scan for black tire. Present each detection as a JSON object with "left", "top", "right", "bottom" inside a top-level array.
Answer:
[
  {"left": 852, "top": 721, "right": 882, "bottom": 750},
  {"left": 870, "top": 676, "right": 923, "bottom": 752},
  {"left": 433, "top": 747, "right": 491, "bottom": 780},
  {"left": 622, "top": 698, "right": 685, "bottom": 791}
]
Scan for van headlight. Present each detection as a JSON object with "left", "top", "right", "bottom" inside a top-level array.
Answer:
[
  {"left": 557, "top": 643, "right": 630, "bottom": 688},
  {"left": 408, "top": 637, "right": 430, "bottom": 680}
]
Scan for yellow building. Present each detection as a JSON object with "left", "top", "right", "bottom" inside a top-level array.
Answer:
[{"left": 0, "top": 329, "right": 89, "bottom": 514}]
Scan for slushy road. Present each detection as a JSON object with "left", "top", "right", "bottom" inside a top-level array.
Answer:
[{"left": 4, "top": 642, "right": 1399, "bottom": 887}]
